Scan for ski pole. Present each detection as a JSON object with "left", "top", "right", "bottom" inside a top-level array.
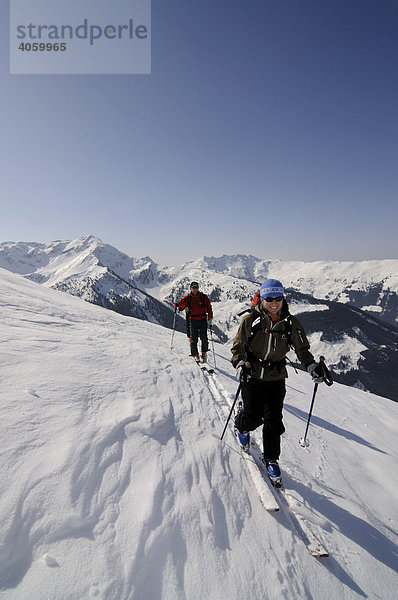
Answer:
[
  {"left": 299, "top": 356, "right": 333, "bottom": 447},
  {"left": 220, "top": 382, "right": 241, "bottom": 441},
  {"left": 209, "top": 324, "right": 216, "bottom": 368},
  {"left": 299, "top": 382, "right": 318, "bottom": 447},
  {"left": 170, "top": 303, "right": 177, "bottom": 350}
]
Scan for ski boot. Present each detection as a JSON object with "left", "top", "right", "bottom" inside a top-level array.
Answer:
[
  {"left": 236, "top": 430, "right": 251, "bottom": 452},
  {"left": 263, "top": 458, "right": 282, "bottom": 489},
  {"left": 201, "top": 352, "right": 207, "bottom": 363}
]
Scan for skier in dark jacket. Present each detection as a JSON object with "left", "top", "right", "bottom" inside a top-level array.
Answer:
[
  {"left": 175, "top": 282, "right": 213, "bottom": 362},
  {"left": 231, "top": 278, "right": 325, "bottom": 483}
]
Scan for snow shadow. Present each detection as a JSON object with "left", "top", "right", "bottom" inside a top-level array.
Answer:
[
  {"left": 209, "top": 353, "right": 238, "bottom": 382},
  {"left": 0, "top": 492, "right": 35, "bottom": 589},
  {"left": 285, "top": 474, "right": 398, "bottom": 583},
  {"left": 284, "top": 404, "right": 387, "bottom": 454}
]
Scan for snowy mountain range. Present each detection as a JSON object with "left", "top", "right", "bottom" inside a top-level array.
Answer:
[
  {"left": 0, "top": 235, "right": 187, "bottom": 334},
  {"left": 0, "top": 235, "right": 397, "bottom": 401},
  {"left": 0, "top": 266, "right": 397, "bottom": 600}
]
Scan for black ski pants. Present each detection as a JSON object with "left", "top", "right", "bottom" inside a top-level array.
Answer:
[
  {"left": 189, "top": 318, "right": 209, "bottom": 356},
  {"left": 235, "top": 377, "right": 286, "bottom": 460}
]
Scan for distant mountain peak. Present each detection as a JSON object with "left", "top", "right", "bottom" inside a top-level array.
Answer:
[{"left": 0, "top": 237, "right": 397, "bottom": 400}]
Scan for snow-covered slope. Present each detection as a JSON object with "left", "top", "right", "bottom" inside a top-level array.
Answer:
[
  {"left": 0, "top": 268, "right": 397, "bottom": 600},
  {"left": 1, "top": 236, "right": 397, "bottom": 399}
]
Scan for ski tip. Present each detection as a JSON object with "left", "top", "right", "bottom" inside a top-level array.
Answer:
[
  {"left": 309, "top": 548, "right": 329, "bottom": 558},
  {"left": 308, "top": 542, "right": 329, "bottom": 557}
]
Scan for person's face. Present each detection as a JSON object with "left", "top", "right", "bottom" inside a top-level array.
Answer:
[
  {"left": 262, "top": 296, "right": 283, "bottom": 316},
  {"left": 190, "top": 286, "right": 199, "bottom": 295}
]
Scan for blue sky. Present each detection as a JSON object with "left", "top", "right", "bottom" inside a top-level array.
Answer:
[{"left": 1, "top": 0, "right": 397, "bottom": 265}]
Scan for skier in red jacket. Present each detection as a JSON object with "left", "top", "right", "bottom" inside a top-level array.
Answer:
[{"left": 175, "top": 282, "right": 213, "bottom": 362}]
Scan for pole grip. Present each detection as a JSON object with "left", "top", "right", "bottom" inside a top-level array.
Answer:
[{"left": 319, "top": 356, "right": 333, "bottom": 386}]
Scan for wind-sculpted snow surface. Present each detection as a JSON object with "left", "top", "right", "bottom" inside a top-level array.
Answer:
[{"left": 0, "top": 268, "right": 397, "bottom": 600}]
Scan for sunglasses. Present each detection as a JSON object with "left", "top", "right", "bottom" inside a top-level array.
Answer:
[{"left": 264, "top": 296, "right": 283, "bottom": 302}]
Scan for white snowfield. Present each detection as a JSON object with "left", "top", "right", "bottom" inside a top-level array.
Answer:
[{"left": 0, "top": 267, "right": 397, "bottom": 600}]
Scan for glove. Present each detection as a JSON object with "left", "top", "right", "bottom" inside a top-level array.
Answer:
[
  {"left": 207, "top": 318, "right": 213, "bottom": 328},
  {"left": 235, "top": 360, "right": 250, "bottom": 382},
  {"left": 308, "top": 362, "right": 325, "bottom": 384}
]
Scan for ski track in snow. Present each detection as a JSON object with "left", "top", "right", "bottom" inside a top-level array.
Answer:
[
  {"left": 1, "top": 268, "right": 398, "bottom": 600},
  {"left": 192, "top": 369, "right": 326, "bottom": 590}
]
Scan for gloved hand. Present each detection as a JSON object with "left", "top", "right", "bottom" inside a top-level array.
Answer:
[
  {"left": 207, "top": 318, "right": 213, "bottom": 328},
  {"left": 236, "top": 360, "right": 250, "bottom": 382},
  {"left": 308, "top": 362, "right": 325, "bottom": 384}
]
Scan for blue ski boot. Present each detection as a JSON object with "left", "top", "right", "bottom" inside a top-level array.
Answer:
[
  {"left": 263, "top": 458, "right": 282, "bottom": 488},
  {"left": 236, "top": 430, "right": 250, "bottom": 452}
]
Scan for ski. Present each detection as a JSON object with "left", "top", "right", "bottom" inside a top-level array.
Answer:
[
  {"left": 214, "top": 373, "right": 329, "bottom": 557},
  {"left": 277, "top": 484, "right": 329, "bottom": 557},
  {"left": 243, "top": 435, "right": 329, "bottom": 557},
  {"left": 290, "top": 511, "right": 329, "bottom": 558},
  {"left": 203, "top": 366, "right": 215, "bottom": 374},
  {"left": 193, "top": 357, "right": 214, "bottom": 374},
  {"left": 234, "top": 435, "right": 279, "bottom": 512},
  {"left": 246, "top": 439, "right": 281, "bottom": 490}
]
